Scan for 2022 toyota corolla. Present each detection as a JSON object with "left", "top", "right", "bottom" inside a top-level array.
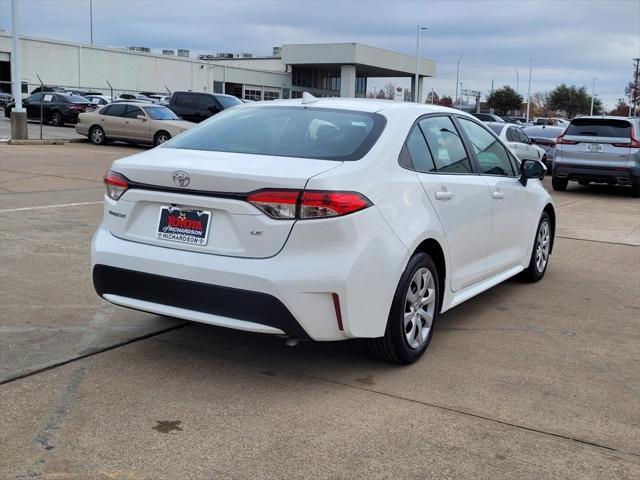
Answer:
[{"left": 92, "top": 96, "right": 555, "bottom": 364}]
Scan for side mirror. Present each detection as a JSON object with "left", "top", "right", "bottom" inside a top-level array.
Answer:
[
  {"left": 519, "top": 159, "right": 546, "bottom": 186},
  {"left": 528, "top": 138, "right": 535, "bottom": 144},
  {"left": 136, "top": 114, "right": 147, "bottom": 121}
]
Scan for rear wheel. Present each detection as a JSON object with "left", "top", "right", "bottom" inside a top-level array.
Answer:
[
  {"left": 50, "top": 111, "right": 63, "bottom": 127},
  {"left": 522, "top": 212, "right": 552, "bottom": 282},
  {"left": 154, "top": 131, "right": 171, "bottom": 146},
  {"left": 552, "top": 176, "right": 568, "bottom": 191},
  {"left": 89, "top": 126, "right": 106, "bottom": 145},
  {"left": 369, "top": 252, "right": 439, "bottom": 364}
]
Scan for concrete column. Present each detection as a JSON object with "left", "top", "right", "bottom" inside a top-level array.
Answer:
[
  {"left": 410, "top": 76, "right": 415, "bottom": 102},
  {"left": 11, "top": 111, "right": 28, "bottom": 140},
  {"left": 340, "top": 65, "right": 356, "bottom": 98},
  {"left": 418, "top": 76, "right": 425, "bottom": 103}
]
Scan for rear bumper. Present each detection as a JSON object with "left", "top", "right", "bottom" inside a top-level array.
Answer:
[
  {"left": 553, "top": 164, "right": 638, "bottom": 184},
  {"left": 91, "top": 206, "right": 407, "bottom": 341}
]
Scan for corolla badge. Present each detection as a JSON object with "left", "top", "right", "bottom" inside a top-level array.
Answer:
[{"left": 172, "top": 171, "right": 190, "bottom": 188}]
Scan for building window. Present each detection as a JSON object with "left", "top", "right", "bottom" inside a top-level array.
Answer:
[
  {"left": 244, "top": 89, "right": 262, "bottom": 101},
  {"left": 263, "top": 91, "right": 280, "bottom": 101}
]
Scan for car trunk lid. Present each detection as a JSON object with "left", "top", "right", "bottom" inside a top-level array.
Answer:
[{"left": 106, "top": 148, "right": 342, "bottom": 258}]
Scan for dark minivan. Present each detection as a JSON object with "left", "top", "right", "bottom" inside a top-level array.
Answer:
[{"left": 168, "top": 92, "right": 242, "bottom": 123}]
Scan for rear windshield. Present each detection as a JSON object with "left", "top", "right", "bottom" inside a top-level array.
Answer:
[
  {"left": 522, "top": 126, "right": 565, "bottom": 139},
  {"left": 59, "top": 94, "right": 89, "bottom": 103},
  {"left": 216, "top": 95, "right": 242, "bottom": 109},
  {"left": 166, "top": 106, "right": 386, "bottom": 161},
  {"left": 565, "top": 119, "right": 631, "bottom": 138}
]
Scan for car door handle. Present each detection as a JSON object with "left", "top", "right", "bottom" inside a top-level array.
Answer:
[
  {"left": 435, "top": 191, "right": 454, "bottom": 200},
  {"left": 492, "top": 191, "right": 505, "bottom": 199}
]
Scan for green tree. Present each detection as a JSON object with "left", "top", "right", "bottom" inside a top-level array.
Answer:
[
  {"left": 609, "top": 98, "right": 630, "bottom": 116},
  {"left": 486, "top": 86, "right": 523, "bottom": 116},
  {"left": 548, "top": 84, "right": 601, "bottom": 118}
]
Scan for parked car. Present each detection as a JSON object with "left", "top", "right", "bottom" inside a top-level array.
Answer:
[
  {"left": 534, "top": 117, "right": 569, "bottom": 127},
  {"left": 0, "top": 92, "right": 13, "bottom": 108},
  {"left": 4, "top": 92, "right": 94, "bottom": 125},
  {"left": 85, "top": 94, "right": 112, "bottom": 106},
  {"left": 116, "top": 93, "right": 153, "bottom": 102},
  {"left": 76, "top": 101, "right": 195, "bottom": 146},
  {"left": 167, "top": 91, "right": 242, "bottom": 123},
  {"left": 552, "top": 116, "right": 640, "bottom": 197},
  {"left": 92, "top": 97, "right": 554, "bottom": 364},
  {"left": 486, "top": 122, "right": 549, "bottom": 167},
  {"left": 503, "top": 116, "right": 530, "bottom": 125},
  {"left": 522, "top": 125, "right": 566, "bottom": 169},
  {"left": 471, "top": 112, "right": 505, "bottom": 123}
]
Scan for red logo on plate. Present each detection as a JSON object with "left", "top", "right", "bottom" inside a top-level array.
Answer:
[{"left": 168, "top": 215, "right": 202, "bottom": 231}]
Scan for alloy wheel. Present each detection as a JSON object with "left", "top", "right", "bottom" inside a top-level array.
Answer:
[
  {"left": 535, "top": 220, "right": 550, "bottom": 273},
  {"left": 403, "top": 267, "right": 436, "bottom": 349}
]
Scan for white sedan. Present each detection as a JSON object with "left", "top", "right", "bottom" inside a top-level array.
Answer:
[
  {"left": 487, "top": 122, "right": 549, "bottom": 165},
  {"left": 92, "top": 96, "right": 555, "bottom": 364}
]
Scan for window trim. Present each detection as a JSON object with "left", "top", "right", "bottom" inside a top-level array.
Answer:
[
  {"left": 397, "top": 113, "right": 478, "bottom": 176},
  {"left": 454, "top": 115, "right": 520, "bottom": 178}
]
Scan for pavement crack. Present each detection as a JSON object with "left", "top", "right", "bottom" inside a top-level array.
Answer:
[
  {"left": 304, "top": 374, "right": 640, "bottom": 459},
  {"left": 0, "top": 322, "right": 187, "bottom": 385},
  {"left": 556, "top": 235, "right": 638, "bottom": 247}
]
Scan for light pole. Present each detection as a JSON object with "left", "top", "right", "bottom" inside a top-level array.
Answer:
[
  {"left": 414, "top": 25, "right": 428, "bottom": 103},
  {"left": 459, "top": 82, "right": 463, "bottom": 108},
  {"left": 10, "top": 0, "right": 27, "bottom": 139},
  {"left": 590, "top": 78, "right": 596, "bottom": 116},
  {"left": 455, "top": 54, "right": 463, "bottom": 106},
  {"left": 526, "top": 58, "right": 533, "bottom": 122},
  {"left": 515, "top": 68, "right": 519, "bottom": 94},
  {"left": 89, "top": 0, "right": 94, "bottom": 44}
]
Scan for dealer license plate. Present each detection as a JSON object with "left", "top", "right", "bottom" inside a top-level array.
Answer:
[{"left": 156, "top": 207, "right": 211, "bottom": 245}]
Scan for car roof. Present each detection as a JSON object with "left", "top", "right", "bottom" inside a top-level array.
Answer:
[{"left": 237, "top": 96, "right": 471, "bottom": 116}]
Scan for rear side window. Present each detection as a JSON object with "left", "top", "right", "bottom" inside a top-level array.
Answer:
[
  {"left": 565, "top": 119, "right": 631, "bottom": 138},
  {"left": 404, "top": 126, "right": 436, "bottom": 172},
  {"left": 125, "top": 106, "right": 144, "bottom": 118},
  {"left": 103, "top": 104, "right": 127, "bottom": 117},
  {"left": 198, "top": 95, "right": 216, "bottom": 111},
  {"left": 506, "top": 127, "right": 519, "bottom": 142},
  {"left": 167, "top": 106, "right": 386, "bottom": 161},
  {"left": 174, "top": 93, "right": 196, "bottom": 108},
  {"left": 418, "top": 116, "right": 472, "bottom": 173}
]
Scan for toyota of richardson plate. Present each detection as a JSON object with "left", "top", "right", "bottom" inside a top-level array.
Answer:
[{"left": 92, "top": 96, "right": 555, "bottom": 364}]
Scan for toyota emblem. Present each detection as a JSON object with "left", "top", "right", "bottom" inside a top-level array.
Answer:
[{"left": 172, "top": 171, "right": 190, "bottom": 188}]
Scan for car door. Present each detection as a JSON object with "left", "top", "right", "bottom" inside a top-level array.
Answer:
[
  {"left": 456, "top": 117, "right": 534, "bottom": 276},
  {"left": 100, "top": 103, "right": 127, "bottom": 138},
  {"left": 198, "top": 94, "right": 220, "bottom": 122},
  {"left": 171, "top": 93, "right": 197, "bottom": 122},
  {"left": 123, "top": 105, "right": 151, "bottom": 142},
  {"left": 24, "top": 93, "right": 43, "bottom": 120},
  {"left": 408, "top": 115, "right": 493, "bottom": 291}
]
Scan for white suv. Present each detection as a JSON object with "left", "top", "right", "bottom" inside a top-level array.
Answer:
[{"left": 92, "top": 97, "right": 555, "bottom": 363}]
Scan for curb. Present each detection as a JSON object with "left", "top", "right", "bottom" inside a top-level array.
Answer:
[{"left": 5, "top": 138, "right": 87, "bottom": 145}]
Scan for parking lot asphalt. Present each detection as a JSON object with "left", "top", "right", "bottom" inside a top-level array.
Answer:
[
  {"left": 0, "top": 115, "right": 85, "bottom": 141},
  {"left": 1, "top": 142, "right": 639, "bottom": 479}
]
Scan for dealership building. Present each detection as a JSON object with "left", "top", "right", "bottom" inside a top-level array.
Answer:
[{"left": 0, "top": 33, "right": 436, "bottom": 101}]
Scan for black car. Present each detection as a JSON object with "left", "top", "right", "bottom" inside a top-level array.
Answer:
[
  {"left": 168, "top": 91, "right": 242, "bottom": 123},
  {"left": 4, "top": 92, "right": 93, "bottom": 126},
  {"left": 471, "top": 112, "right": 505, "bottom": 123}
]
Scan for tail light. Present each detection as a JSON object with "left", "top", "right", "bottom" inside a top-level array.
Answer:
[
  {"left": 612, "top": 126, "right": 640, "bottom": 148},
  {"left": 103, "top": 170, "right": 129, "bottom": 200},
  {"left": 247, "top": 189, "right": 372, "bottom": 220},
  {"left": 555, "top": 135, "right": 578, "bottom": 145}
]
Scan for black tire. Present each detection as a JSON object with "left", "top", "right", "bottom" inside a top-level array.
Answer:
[
  {"left": 50, "top": 111, "right": 63, "bottom": 127},
  {"left": 89, "top": 126, "right": 106, "bottom": 145},
  {"left": 552, "top": 176, "right": 568, "bottom": 191},
  {"left": 154, "top": 130, "right": 171, "bottom": 147},
  {"left": 521, "top": 212, "right": 552, "bottom": 282},
  {"left": 632, "top": 182, "right": 640, "bottom": 198},
  {"left": 368, "top": 252, "right": 440, "bottom": 364}
]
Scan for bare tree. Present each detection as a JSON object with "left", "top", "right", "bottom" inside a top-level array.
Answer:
[{"left": 384, "top": 82, "right": 397, "bottom": 100}]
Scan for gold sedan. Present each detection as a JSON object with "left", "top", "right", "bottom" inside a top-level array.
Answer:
[{"left": 76, "top": 101, "right": 196, "bottom": 146}]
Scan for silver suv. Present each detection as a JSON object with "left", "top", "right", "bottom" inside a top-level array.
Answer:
[{"left": 552, "top": 116, "right": 640, "bottom": 197}]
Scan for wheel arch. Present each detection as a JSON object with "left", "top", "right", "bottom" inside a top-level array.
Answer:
[
  {"left": 543, "top": 203, "right": 556, "bottom": 254},
  {"left": 411, "top": 238, "right": 446, "bottom": 311}
]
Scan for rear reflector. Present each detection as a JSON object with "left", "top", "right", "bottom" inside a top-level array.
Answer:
[
  {"left": 332, "top": 293, "right": 344, "bottom": 331},
  {"left": 247, "top": 189, "right": 372, "bottom": 220},
  {"left": 103, "top": 170, "right": 129, "bottom": 201}
]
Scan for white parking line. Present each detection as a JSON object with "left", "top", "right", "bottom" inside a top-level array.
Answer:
[{"left": 0, "top": 200, "right": 103, "bottom": 213}]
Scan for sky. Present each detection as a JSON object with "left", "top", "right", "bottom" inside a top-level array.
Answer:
[{"left": 1, "top": 0, "right": 639, "bottom": 108}]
